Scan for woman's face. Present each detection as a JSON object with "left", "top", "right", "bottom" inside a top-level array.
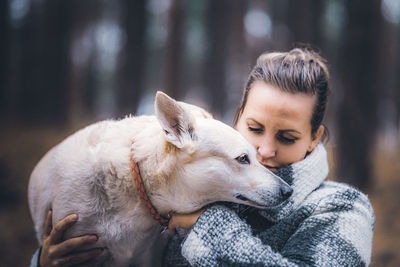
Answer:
[{"left": 236, "top": 81, "right": 324, "bottom": 172}]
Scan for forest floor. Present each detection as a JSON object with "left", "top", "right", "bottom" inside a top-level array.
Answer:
[{"left": 0, "top": 124, "right": 399, "bottom": 266}]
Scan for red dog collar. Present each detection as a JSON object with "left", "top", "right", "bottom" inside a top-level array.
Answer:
[{"left": 130, "top": 146, "right": 169, "bottom": 227}]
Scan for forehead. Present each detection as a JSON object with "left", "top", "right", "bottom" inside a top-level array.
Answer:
[{"left": 244, "top": 81, "right": 315, "bottom": 127}]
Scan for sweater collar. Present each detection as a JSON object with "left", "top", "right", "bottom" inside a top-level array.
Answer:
[{"left": 257, "top": 143, "right": 329, "bottom": 221}]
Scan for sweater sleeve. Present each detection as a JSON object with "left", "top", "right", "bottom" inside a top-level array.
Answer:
[
  {"left": 180, "top": 190, "right": 374, "bottom": 266},
  {"left": 30, "top": 247, "right": 41, "bottom": 267},
  {"left": 181, "top": 205, "right": 299, "bottom": 266}
]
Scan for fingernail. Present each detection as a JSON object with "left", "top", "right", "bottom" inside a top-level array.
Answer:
[
  {"left": 69, "top": 214, "right": 78, "bottom": 221},
  {"left": 89, "top": 235, "right": 98, "bottom": 241}
]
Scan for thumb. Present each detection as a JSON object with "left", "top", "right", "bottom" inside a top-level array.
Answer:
[
  {"left": 168, "top": 214, "right": 177, "bottom": 235},
  {"left": 43, "top": 210, "right": 53, "bottom": 239}
]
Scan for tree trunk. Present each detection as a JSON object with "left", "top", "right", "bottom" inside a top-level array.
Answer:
[
  {"left": 116, "top": 0, "right": 147, "bottom": 117},
  {"left": 0, "top": 0, "right": 9, "bottom": 121},
  {"left": 395, "top": 26, "right": 400, "bottom": 130},
  {"left": 163, "top": 0, "right": 184, "bottom": 99},
  {"left": 226, "top": 0, "right": 248, "bottom": 123},
  {"left": 16, "top": 0, "right": 75, "bottom": 124},
  {"left": 203, "top": 0, "right": 232, "bottom": 117},
  {"left": 287, "top": 0, "right": 324, "bottom": 47},
  {"left": 66, "top": 0, "right": 99, "bottom": 125},
  {"left": 337, "top": 0, "right": 383, "bottom": 190}
]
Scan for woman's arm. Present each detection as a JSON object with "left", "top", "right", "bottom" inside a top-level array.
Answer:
[
  {"left": 30, "top": 211, "right": 103, "bottom": 267},
  {"left": 179, "top": 192, "right": 374, "bottom": 266},
  {"left": 180, "top": 205, "right": 300, "bottom": 266}
]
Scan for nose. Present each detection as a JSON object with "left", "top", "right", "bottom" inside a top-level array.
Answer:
[
  {"left": 280, "top": 184, "right": 293, "bottom": 200},
  {"left": 257, "top": 142, "right": 276, "bottom": 159}
]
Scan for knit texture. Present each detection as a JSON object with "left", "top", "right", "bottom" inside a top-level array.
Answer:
[{"left": 162, "top": 143, "right": 375, "bottom": 266}]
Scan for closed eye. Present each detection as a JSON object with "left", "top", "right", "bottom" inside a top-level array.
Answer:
[
  {"left": 248, "top": 126, "right": 263, "bottom": 134},
  {"left": 276, "top": 131, "right": 298, "bottom": 144},
  {"left": 235, "top": 154, "right": 250, "bottom": 164}
]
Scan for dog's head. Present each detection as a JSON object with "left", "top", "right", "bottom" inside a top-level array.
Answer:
[{"left": 154, "top": 91, "right": 292, "bottom": 213}]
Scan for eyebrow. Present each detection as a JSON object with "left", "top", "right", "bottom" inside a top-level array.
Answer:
[
  {"left": 279, "top": 129, "right": 302, "bottom": 135},
  {"left": 246, "top": 118, "right": 302, "bottom": 135}
]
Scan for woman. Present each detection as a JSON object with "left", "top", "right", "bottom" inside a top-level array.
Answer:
[{"left": 31, "top": 48, "right": 374, "bottom": 266}]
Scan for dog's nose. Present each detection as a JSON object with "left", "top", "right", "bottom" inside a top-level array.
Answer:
[{"left": 280, "top": 185, "right": 293, "bottom": 200}]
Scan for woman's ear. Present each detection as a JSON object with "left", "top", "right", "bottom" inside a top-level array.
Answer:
[{"left": 308, "top": 125, "right": 324, "bottom": 152}]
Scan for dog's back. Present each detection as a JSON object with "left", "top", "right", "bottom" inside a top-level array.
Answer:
[
  {"left": 30, "top": 118, "right": 169, "bottom": 265},
  {"left": 29, "top": 145, "right": 57, "bottom": 241},
  {"left": 29, "top": 122, "right": 119, "bottom": 241}
]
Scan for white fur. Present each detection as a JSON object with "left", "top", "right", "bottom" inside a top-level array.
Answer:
[{"left": 28, "top": 92, "right": 290, "bottom": 266}]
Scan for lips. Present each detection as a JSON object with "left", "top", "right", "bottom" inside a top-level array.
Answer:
[
  {"left": 258, "top": 158, "right": 279, "bottom": 171},
  {"left": 263, "top": 164, "right": 278, "bottom": 172}
]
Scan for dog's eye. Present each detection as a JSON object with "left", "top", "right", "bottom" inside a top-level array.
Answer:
[{"left": 236, "top": 154, "right": 250, "bottom": 164}]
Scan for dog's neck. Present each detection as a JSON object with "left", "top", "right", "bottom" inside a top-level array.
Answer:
[
  {"left": 128, "top": 119, "right": 181, "bottom": 217},
  {"left": 125, "top": 116, "right": 207, "bottom": 219},
  {"left": 130, "top": 145, "right": 169, "bottom": 226}
]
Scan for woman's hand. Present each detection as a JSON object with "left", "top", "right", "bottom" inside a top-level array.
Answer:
[
  {"left": 168, "top": 209, "right": 205, "bottom": 235},
  {"left": 39, "top": 210, "right": 103, "bottom": 267}
]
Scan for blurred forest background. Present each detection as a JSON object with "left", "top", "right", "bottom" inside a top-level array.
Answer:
[{"left": 0, "top": 0, "right": 399, "bottom": 266}]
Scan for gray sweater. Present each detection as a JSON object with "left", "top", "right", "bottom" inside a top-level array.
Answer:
[{"left": 162, "top": 144, "right": 375, "bottom": 266}]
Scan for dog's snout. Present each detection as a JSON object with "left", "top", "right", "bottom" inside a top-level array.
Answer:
[{"left": 280, "top": 184, "right": 293, "bottom": 200}]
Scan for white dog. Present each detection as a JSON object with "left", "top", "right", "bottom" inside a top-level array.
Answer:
[{"left": 28, "top": 92, "right": 292, "bottom": 266}]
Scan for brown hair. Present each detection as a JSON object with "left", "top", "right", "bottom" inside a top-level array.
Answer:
[{"left": 233, "top": 47, "right": 330, "bottom": 140}]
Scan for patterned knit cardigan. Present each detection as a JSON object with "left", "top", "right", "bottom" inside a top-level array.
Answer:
[{"left": 163, "top": 143, "right": 375, "bottom": 266}]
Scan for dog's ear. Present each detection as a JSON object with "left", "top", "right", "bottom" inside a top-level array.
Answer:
[{"left": 155, "top": 91, "right": 196, "bottom": 149}]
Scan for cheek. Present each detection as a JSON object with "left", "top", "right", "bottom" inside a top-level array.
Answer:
[
  {"left": 276, "top": 142, "right": 309, "bottom": 165},
  {"left": 241, "top": 133, "right": 258, "bottom": 148},
  {"left": 236, "top": 121, "right": 246, "bottom": 136}
]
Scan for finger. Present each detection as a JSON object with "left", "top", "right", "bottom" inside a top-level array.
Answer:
[
  {"left": 49, "top": 214, "right": 78, "bottom": 244},
  {"left": 168, "top": 227, "right": 176, "bottom": 235},
  {"left": 50, "top": 235, "right": 98, "bottom": 259},
  {"left": 76, "top": 260, "right": 98, "bottom": 267},
  {"left": 56, "top": 248, "right": 103, "bottom": 266},
  {"left": 168, "top": 217, "right": 176, "bottom": 235},
  {"left": 76, "top": 261, "right": 98, "bottom": 267},
  {"left": 43, "top": 210, "right": 53, "bottom": 239}
]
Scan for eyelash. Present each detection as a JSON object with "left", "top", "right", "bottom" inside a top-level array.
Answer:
[
  {"left": 248, "top": 127, "right": 298, "bottom": 144},
  {"left": 276, "top": 134, "right": 297, "bottom": 144},
  {"left": 248, "top": 126, "right": 263, "bottom": 134}
]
